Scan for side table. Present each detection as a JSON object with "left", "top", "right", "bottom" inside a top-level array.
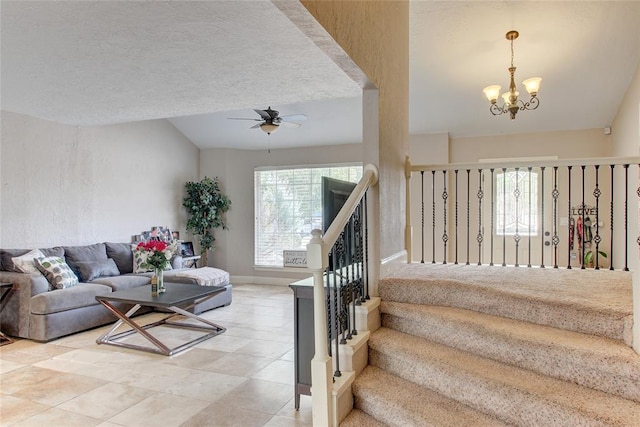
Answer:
[
  {"left": 182, "top": 255, "right": 201, "bottom": 268},
  {"left": 0, "top": 282, "right": 14, "bottom": 345}
]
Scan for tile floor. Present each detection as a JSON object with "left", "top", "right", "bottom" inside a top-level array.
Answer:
[{"left": 0, "top": 284, "right": 313, "bottom": 426}]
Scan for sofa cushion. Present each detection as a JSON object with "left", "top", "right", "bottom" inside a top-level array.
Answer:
[
  {"left": 63, "top": 243, "right": 108, "bottom": 276},
  {"left": 91, "top": 274, "right": 150, "bottom": 291},
  {"left": 12, "top": 248, "right": 46, "bottom": 274},
  {"left": 1, "top": 247, "right": 64, "bottom": 272},
  {"left": 75, "top": 259, "right": 120, "bottom": 282},
  {"left": 30, "top": 283, "right": 112, "bottom": 315},
  {"left": 105, "top": 242, "right": 133, "bottom": 274},
  {"left": 35, "top": 256, "right": 79, "bottom": 290}
]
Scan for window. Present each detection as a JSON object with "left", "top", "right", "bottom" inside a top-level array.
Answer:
[
  {"left": 496, "top": 170, "right": 538, "bottom": 236},
  {"left": 255, "top": 164, "right": 362, "bottom": 267}
]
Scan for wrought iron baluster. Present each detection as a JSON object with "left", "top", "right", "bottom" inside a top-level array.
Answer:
[
  {"left": 364, "top": 192, "right": 370, "bottom": 299},
  {"left": 421, "top": 171, "right": 424, "bottom": 263},
  {"left": 477, "top": 169, "right": 484, "bottom": 265},
  {"left": 540, "top": 166, "right": 546, "bottom": 268},
  {"left": 567, "top": 166, "right": 572, "bottom": 269},
  {"left": 432, "top": 170, "right": 436, "bottom": 264},
  {"left": 466, "top": 169, "right": 471, "bottom": 265},
  {"left": 528, "top": 167, "right": 532, "bottom": 267},
  {"left": 442, "top": 170, "right": 448, "bottom": 264},
  {"left": 593, "top": 165, "right": 601, "bottom": 269},
  {"left": 552, "top": 166, "right": 559, "bottom": 269},
  {"left": 581, "top": 165, "right": 586, "bottom": 269},
  {"left": 624, "top": 164, "right": 629, "bottom": 271},
  {"left": 490, "top": 168, "right": 495, "bottom": 266},
  {"left": 502, "top": 168, "right": 507, "bottom": 267},
  {"left": 610, "top": 165, "right": 614, "bottom": 271},
  {"left": 514, "top": 167, "right": 521, "bottom": 267},
  {"left": 455, "top": 170, "right": 459, "bottom": 264}
]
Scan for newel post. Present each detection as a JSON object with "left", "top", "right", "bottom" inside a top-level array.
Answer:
[{"left": 307, "top": 229, "right": 333, "bottom": 426}]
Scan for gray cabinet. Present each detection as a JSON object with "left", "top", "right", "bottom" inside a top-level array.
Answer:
[{"left": 290, "top": 278, "right": 314, "bottom": 409}]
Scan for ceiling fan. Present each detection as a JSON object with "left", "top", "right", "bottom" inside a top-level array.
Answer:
[{"left": 228, "top": 106, "right": 307, "bottom": 135}]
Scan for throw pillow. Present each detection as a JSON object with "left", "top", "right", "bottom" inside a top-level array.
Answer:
[
  {"left": 75, "top": 259, "right": 120, "bottom": 282},
  {"left": 11, "top": 248, "right": 45, "bottom": 274},
  {"left": 35, "top": 256, "right": 79, "bottom": 290},
  {"left": 1, "top": 247, "right": 64, "bottom": 272},
  {"left": 131, "top": 244, "right": 173, "bottom": 274}
]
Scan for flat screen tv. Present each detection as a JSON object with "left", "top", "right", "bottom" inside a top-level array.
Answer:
[{"left": 322, "top": 177, "right": 356, "bottom": 271}]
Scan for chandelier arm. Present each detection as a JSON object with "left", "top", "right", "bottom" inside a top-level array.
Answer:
[
  {"left": 520, "top": 96, "right": 540, "bottom": 111},
  {"left": 489, "top": 103, "right": 505, "bottom": 116}
]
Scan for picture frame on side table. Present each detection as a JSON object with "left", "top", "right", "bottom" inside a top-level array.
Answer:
[{"left": 181, "top": 242, "right": 195, "bottom": 257}]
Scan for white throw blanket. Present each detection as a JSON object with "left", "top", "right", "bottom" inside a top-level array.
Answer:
[{"left": 175, "top": 267, "right": 230, "bottom": 287}]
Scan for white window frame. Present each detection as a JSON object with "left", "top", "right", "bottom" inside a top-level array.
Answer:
[
  {"left": 254, "top": 163, "right": 362, "bottom": 268},
  {"left": 495, "top": 169, "right": 539, "bottom": 236}
]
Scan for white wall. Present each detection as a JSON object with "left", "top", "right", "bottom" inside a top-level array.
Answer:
[
  {"left": 0, "top": 111, "right": 199, "bottom": 247},
  {"left": 199, "top": 143, "right": 363, "bottom": 283}
]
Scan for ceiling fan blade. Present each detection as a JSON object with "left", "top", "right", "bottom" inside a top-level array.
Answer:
[
  {"left": 250, "top": 123, "right": 263, "bottom": 129},
  {"left": 254, "top": 109, "right": 271, "bottom": 120},
  {"left": 280, "top": 114, "right": 308, "bottom": 122},
  {"left": 228, "top": 117, "right": 262, "bottom": 121},
  {"left": 280, "top": 121, "right": 302, "bottom": 128}
]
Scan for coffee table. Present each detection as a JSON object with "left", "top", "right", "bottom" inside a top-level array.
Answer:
[
  {"left": 96, "top": 283, "right": 226, "bottom": 356},
  {"left": 0, "top": 282, "right": 14, "bottom": 346}
]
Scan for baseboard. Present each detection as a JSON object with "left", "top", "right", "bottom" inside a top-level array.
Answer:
[{"left": 380, "top": 250, "right": 408, "bottom": 278}]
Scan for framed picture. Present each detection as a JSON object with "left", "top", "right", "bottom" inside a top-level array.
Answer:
[
  {"left": 172, "top": 231, "right": 180, "bottom": 240},
  {"left": 181, "top": 242, "right": 195, "bottom": 257}
]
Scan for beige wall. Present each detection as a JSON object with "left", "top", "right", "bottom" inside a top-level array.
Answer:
[
  {"left": 0, "top": 111, "right": 199, "bottom": 248},
  {"left": 199, "top": 143, "right": 363, "bottom": 283},
  {"left": 302, "top": 0, "right": 410, "bottom": 263}
]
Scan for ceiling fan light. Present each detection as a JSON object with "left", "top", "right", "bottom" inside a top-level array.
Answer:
[
  {"left": 483, "top": 85, "right": 501, "bottom": 103},
  {"left": 260, "top": 123, "right": 279, "bottom": 134},
  {"left": 522, "top": 77, "right": 542, "bottom": 96}
]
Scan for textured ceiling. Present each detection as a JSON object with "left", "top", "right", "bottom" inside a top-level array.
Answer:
[{"left": 2, "top": 1, "right": 639, "bottom": 150}]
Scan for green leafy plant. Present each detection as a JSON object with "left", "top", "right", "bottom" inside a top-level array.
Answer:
[
  {"left": 183, "top": 177, "right": 231, "bottom": 266},
  {"left": 584, "top": 249, "right": 607, "bottom": 268}
]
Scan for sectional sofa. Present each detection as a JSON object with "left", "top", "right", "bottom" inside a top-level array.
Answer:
[{"left": 0, "top": 242, "right": 232, "bottom": 342}]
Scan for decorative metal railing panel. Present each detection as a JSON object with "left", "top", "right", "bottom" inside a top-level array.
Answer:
[
  {"left": 325, "top": 195, "right": 368, "bottom": 377},
  {"left": 408, "top": 158, "right": 640, "bottom": 270}
]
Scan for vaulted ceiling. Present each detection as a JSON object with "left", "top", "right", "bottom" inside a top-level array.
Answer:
[{"left": 2, "top": 1, "right": 639, "bottom": 150}]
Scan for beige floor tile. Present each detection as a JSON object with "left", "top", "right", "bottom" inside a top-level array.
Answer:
[
  {"left": 113, "top": 363, "right": 193, "bottom": 392},
  {"left": 108, "top": 392, "right": 210, "bottom": 427},
  {"left": 163, "top": 370, "right": 247, "bottom": 401},
  {"left": 279, "top": 349, "right": 295, "bottom": 362},
  {"left": 1, "top": 366, "right": 63, "bottom": 394},
  {"left": 195, "top": 334, "right": 253, "bottom": 352},
  {"left": 0, "top": 341, "right": 74, "bottom": 364},
  {"left": 57, "top": 381, "right": 151, "bottom": 420},
  {"left": 262, "top": 415, "right": 312, "bottom": 427},
  {"left": 11, "top": 371, "right": 105, "bottom": 406},
  {"left": 235, "top": 339, "right": 293, "bottom": 359},
  {"left": 275, "top": 396, "right": 313, "bottom": 425},
  {"left": 212, "top": 379, "right": 292, "bottom": 415},
  {"left": 197, "top": 352, "right": 275, "bottom": 377},
  {"left": 251, "top": 360, "right": 294, "bottom": 385},
  {"left": 0, "top": 394, "right": 49, "bottom": 425},
  {"left": 180, "top": 402, "right": 272, "bottom": 427},
  {"left": 0, "top": 358, "right": 24, "bottom": 374},
  {"left": 158, "top": 347, "right": 227, "bottom": 369},
  {"left": 10, "top": 407, "right": 102, "bottom": 426}
]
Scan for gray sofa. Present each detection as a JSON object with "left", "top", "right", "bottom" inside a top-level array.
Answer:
[{"left": 0, "top": 242, "right": 232, "bottom": 342}]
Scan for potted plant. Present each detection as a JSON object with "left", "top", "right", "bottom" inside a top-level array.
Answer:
[
  {"left": 583, "top": 249, "right": 607, "bottom": 268},
  {"left": 183, "top": 177, "right": 231, "bottom": 266}
]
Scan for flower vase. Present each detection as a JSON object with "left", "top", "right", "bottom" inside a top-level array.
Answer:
[{"left": 155, "top": 268, "right": 166, "bottom": 293}]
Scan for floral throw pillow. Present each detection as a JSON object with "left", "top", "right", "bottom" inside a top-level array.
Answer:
[
  {"left": 35, "top": 256, "right": 79, "bottom": 290},
  {"left": 12, "top": 248, "right": 45, "bottom": 274},
  {"left": 131, "top": 244, "right": 174, "bottom": 274}
]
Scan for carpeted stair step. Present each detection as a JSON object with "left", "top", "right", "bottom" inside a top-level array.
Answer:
[
  {"left": 380, "top": 264, "right": 633, "bottom": 345},
  {"left": 381, "top": 301, "right": 640, "bottom": 402},
  {"left": 350, "top": 365, "right": 510, "bottom": 427},
  {"left": 340, "top": 408, "right": 387, "bottom": 427},
  {"left": 369, "top": 327, "right": 640, "bottom": 426}
]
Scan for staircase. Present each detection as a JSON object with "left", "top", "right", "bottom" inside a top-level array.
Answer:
[{"left": 341, "top": 264, "right": 640, "bottom": 426}]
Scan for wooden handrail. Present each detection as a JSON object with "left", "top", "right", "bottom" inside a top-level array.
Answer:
[{"left": 411, "top": 156, "right": 640, "bottom": 172}]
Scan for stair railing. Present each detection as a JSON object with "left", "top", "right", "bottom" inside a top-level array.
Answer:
[
  {"left": 406, "top": 157, "right": 639, "bottom": 269},
  {"left": 306, "top": 163, "right": 378, "bottom": 427}
]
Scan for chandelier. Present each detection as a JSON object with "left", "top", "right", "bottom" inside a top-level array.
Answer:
[{"left": 483, "top": 30, "right": 541, "bottom": 120}]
